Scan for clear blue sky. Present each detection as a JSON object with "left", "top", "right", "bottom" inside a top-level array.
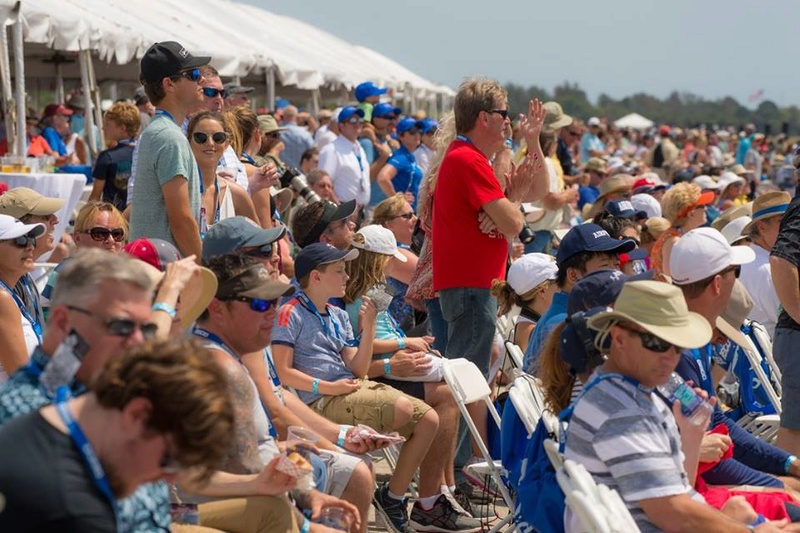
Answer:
[{"left": 242, "top": 0, "right": 800, "bottom": 107}]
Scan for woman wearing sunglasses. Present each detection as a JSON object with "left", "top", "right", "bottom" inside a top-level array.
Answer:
[
  {"left": 0, "top": 214, "right": 47, "bottom": 382},
  {"left": 73, "top": 201, "right": 128, "bottom": 253},
  {"left": 187, "top": 111, "right": 259, "bottom": 235}
]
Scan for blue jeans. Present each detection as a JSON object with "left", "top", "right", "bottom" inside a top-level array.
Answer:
[
  {"left": 438, "top": 287, "right": 498, "bottom": 376},
  {"left": 424, "top": 297, "right": 448, "bottom": 354},
  {"left": 523, "top": 230, "right": 553, "bottom": 254}
]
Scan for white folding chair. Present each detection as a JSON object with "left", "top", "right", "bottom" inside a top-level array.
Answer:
[
  {"left": 557, "top": 459, "right": 640, "bottom": 533},
  {"left": 508, "top": 384, "right": 541, "bottom": 437},
  {"left": 442, "top": 358, "right": 516, "bottom": 532},
  {"left": 504, "top": 340, "right": 525, "bottom": 371}
]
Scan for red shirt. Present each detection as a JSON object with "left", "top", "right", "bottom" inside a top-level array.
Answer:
[{"left": 433, "top": 140, "right": 507, "bottom": 291}]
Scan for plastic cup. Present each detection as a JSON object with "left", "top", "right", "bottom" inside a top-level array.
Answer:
[
  {"left": 316, "top": 507, "right": 352, "bottom": 531},
  {"left": 287, "top": 426, "right": 318, "bottom": 459}
]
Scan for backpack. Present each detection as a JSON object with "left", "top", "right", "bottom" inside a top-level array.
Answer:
[{"left": 652, "top": 143, "right": 665, "bottom": 168}]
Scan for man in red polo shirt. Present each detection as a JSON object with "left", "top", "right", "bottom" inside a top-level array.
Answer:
[{"left": 433, "top": 78, "right": 546, "bottom": 374}]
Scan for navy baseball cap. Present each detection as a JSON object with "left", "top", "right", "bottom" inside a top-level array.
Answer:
[
  {"left": 396, "top": 117, "right": 424, "bottom": 135},
  {"left": 202, "top": 216, "right": 286, "bottom": 261},
  {"left": 338, "top": 106, "right": 365, "bottom": 123},
  {"left": 560, "top": 307, "right": 608, "bottom": 374},
  {"left": 556, "top": 223, "right": 637, "bottom": 265},
  {"left": 139, "top": 41, "right": 210, "bottom": 84},
  {"left": 373, "top": 103, "right": 401, "bottom": 119},
  {"left": 605, "top": 200, "right": 647, "bottom": 220},
  {"left": 294, "top": 243, "right": 359, "bottom": 280},
  {"left": 567, "top": 269, "right": 627, "bottom": 316},
  {"left": 355, "top": 81, "right": 388, "bottom": 101},
  {"left": 299, "top": 199, "right": 357, "bottom": 248}
]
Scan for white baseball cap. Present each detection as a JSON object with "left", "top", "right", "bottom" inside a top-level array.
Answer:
[
  {"left": 507, "top": 253, "right": 558, "bottom": 295},
  {"left": 351, "top": 225, "right": 407, "bottom": 262},
  {"left": 716, "top": 171, "right": 746, "bottom": 192},
  {"left": 692, "top": 175, "right": 722, "bottom": 191},
  {"left": 587, "top": 117, "right": 601, "bottom": 127},
  {"left": 720, "top": 216, "right": 751, "bottom": 245},
  {"left": 0, "top": 213, "right": 45, "bottom": 240},
  {"left": 670, "top": 227, "right": 755, "bottom": 285},
  {"left": 630, "top": 194, "right": 662, "bottom": 219}
]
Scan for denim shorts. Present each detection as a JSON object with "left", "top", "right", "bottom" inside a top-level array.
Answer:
[{"left": 438, "top": 287, "right": 498, "bottom": 375}]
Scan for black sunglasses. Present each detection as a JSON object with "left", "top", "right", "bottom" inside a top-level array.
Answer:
[
  {"left": 84, "top": 227, "right": 125, "bottom": 242},
  {"left": 722, "top": 264, "right": 741, "bottom": 279},
  {"left": 3, "top": 234, "right": 36, "bottom": 248},
  {"left": 192, "top": 131, "right": 229, "bottom": 145},
  {"left": 619, "top": 324, "right": 675, "bottom": 353},
  {"left": 202, "top": 87, "right": 224, "bottom": 98},
  {"left": 173, "top": 68, "right": 201, "bottom": 82},
  {"left": 489, "top": 109, "right": 510, "bottom": 120},
  {"left": 67, "top": 305, "right": 158, "bottom": 339},
  {"left": 243, "top": 244, "right": 275, "bottom": 259},
  {"left": 393, "top": 212, "right": 416, "bottom": 220},
  {"left": 227, "top": 296, "right": 279, "bottom": 313}
]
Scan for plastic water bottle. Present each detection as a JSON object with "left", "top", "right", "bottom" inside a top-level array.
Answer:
[{"left": 658, "top": 372, "right": 714, "bottom": 426}]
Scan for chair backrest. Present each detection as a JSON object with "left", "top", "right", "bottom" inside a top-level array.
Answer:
[
  {"left": 740, "top": 332, "right": 782, "bottom": 415},
  {"left": 509, "top": 386, "right": 541, "bottom": 436},
  {"left": 442, "top": 357, "right": 492, "bottom": 405},
  {"left": 505, "top": 340, "right": 525, "bottom": 370}
]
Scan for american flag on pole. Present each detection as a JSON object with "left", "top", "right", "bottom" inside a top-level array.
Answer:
[{"left": 748, "top": 89, "right": 764, "bottom": 103}]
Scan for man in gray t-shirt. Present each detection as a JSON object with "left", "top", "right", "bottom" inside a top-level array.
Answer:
[{"left": 129, "top": 41, "right": 208, "bottom": 258}]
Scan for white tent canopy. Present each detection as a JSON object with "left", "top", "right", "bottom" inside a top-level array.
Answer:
[
  {"left": 3, "top": 0, "right": 452, "bottom": 99},
  {"left": 613, "top": 112, "right": 654, "bottom": 130}
]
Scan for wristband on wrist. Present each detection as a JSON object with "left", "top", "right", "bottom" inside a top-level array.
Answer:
[
  {"left": 337, "top": 425, "right": 350, "bottom": 447},
  {"left": 383, "top": 358, "right": 391, "bottom": 376},
  {"left": 397, "top": 338, "right": 406, "bottom": 350},
  {"left": 312, "top": 378, "right": 320, "bottom": 396},
  {"left": 785, "top": 454, "right": 797, "bottom": 474},
  {"left": 750, "top": 513, "right": 766, "bottom": 528},
  {"left": 300, "top": 517, "right": 310, "bottom": 533},
  {"left": 152, "top": 302, "right": 177, "bottom": 319}
]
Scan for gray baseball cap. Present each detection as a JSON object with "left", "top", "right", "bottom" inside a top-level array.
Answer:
[{"left": 202, "top": 217, "right": 286, "bottom": 261}]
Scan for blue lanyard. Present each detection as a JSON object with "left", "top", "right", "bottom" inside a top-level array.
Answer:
[
  {"left": 55, "top": 390, "right": 118, "bottom": 526},
  {"left": 20, "top": 275, "right": 43, "bottom": 330},
  {"left": 396, "top": 242, "right": 411, "bottom": 251},
  {"left": 264, "top": 349, "right": 282, "bottom": 391},
  {"left": 455, "top": 134, "right": 472, "bottom": 144},
  {"left": 192, "top": 328, "right": 278, "bottom": 438},
  {"left": 199, "top": 174, "right": 221, "bottom": 238},
  {"left": 154, "top": 108, "right": 175, "bottom": 123},
  {"left": 690, "top": 345, "right": 714, "bottom": 396},
  {"left": 0, "top": 279, "right": 42, "bottom": 343},
  {"left": 296, "top": 293, "right": 360, "bottom": 348},
  {"left": 241, "top": 152, "right": 257, "bottom": 165}
]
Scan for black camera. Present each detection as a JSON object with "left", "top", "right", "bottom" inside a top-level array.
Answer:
[
  {"left": 278, "top": 167, "right": 321, "bottom": 204},
  {"left": 518, "top": 205, "right": 535, "bottom": 244}
]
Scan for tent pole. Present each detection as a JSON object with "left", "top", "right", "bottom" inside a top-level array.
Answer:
[
  {"left": 266, "top": 65, "right": 275, "bottom": 112},
  {"left": 85, "top": 49, "right": 104, "bottom": 155},
  {"left": 55, "top": 63, "right": 64, "bottom": 104},
  {"left": 11, "top": 4, "right": 24, "bottom": 157},
  {"left": 311, "top": 88, "right": 320, "bottom": 116},
  {"left": 0, "top": 18, "right": 15, "bottom": 154},
  {"left": 78, "top": 50, "right": 97, "bottom": 158}
]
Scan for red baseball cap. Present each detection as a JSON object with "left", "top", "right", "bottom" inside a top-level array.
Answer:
[
  {"left": 43, "top": 104, "right": 73, "bottom": 118},
  {"left": 124, "top": 238, "right": 181, "bottom": 271}
]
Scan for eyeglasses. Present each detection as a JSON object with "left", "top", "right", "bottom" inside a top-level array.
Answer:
[
  {"left": 201, "top": 87, "right": 224, "bottom": 98},
  {"left": 618, "top": 324, "right": 675, "bottom": 353},
  {"left": 345, "top": 117, "right": 364, "bottom": 125},
  {"left": 173, "top": 68, "right": 201, "bottom": 82},
  {"left": 267, "top": 132, "right": 281, "bottom": 139},
  {"left": 720, "top": 264, "right": 741, "bottom": 278},
  {"left": 66, "top": 305, "right": 158, "bottom": 339},
  {"left": 2, "top": 234, "right": 36, "bottom": 248},
  {"left": 243, "top": 244, "right": 275, "bottom": 259},
  {"left": 393, "top": 212, "right": 416, "bottom": 220},
  {"left": 225, "top": 296, "right": 279, "bottom": 313},
  {"left": 192, "top": 131, "right": 229, "bottom": 145},
  {"left": 568, "top": 130, "right": 582, "bottom": 137},
  {"left": 488, "top": 109, "right": 510, "bottom": 120},
  {"left": 83, "top": 227, "right": 125, "bottom": 242}
]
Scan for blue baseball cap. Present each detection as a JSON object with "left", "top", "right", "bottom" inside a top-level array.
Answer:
[
  {"left": 294, "top": 242, "right": 359, "bottom": 280},
  {"left": 373, "top": 102, "right": 402, "bottom": 119},
  {"left": 396, "top": 117, "right": 424, "bottom": 135},
  {"left": 567, "top": 269, "right": 627, "bottom": 316},
  {"left": 560, "top": 306, "right": 608, "bottom": 374},
  {"left": 605, "top": 200, "right": 647, "bottom": 220},
  {"left": 338, "top": 106, "right": 365, "bottom": 123},
  {"left": 355, "top": 81, "right": 388, "bottom": 101},
  {"left": 420, "top": 118, "right": 438, "bottom": 133},
  {"left": 556, "top": 223, "right": 637, "bottom": 265}
]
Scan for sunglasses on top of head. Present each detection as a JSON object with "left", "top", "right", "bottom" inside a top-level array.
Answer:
[
  {"left": 226, "top": 296, "right": 279, "bottom": 313},
  {"left": 83, "top": 227, "right": 125, "bottom": 242},
  {"left": 173, "top": 68, "right": 201, "bottom": 82},
  {"left": 192, "top": 131, "right": 229, "bottom": 145},
  {"left": 202, "top": 87, "right": 225, "bottom": 98},
  {"left": 3, "top": 233, "right": 36, "bottom": 248}
]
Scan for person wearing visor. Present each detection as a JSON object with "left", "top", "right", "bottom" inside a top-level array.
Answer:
[
  {"left": 376, "top": 118, "right": 424, "bottom": 210},
  {"left": 129, "top": 41, "right": 210, "bottom": 260},
  {"left": 292, "top": 199, "right": 357, "bottom": 252},
  {"left": 0, "top": 214, "right": 47, "bottom": 381}
]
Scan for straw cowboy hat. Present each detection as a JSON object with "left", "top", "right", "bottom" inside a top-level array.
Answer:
[{"left": 741, "top": 191, "right": 791, "bottom": 235}]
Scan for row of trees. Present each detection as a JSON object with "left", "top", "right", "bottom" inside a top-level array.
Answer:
[{"left": 504, "top": 81, "right": 800, "bottom": 135}]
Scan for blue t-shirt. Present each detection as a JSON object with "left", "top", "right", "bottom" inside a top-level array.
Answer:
[
  {"left": 579, "top": 133, "right": 605, "bottom": 162},
  {"left": 578, "top": 185, "right": 600, "bottom": 210},
  {"left": 41, "top": 127, "right": 67, "bottom": 156},
  {"left": 522, "top": 291, "right": 568, "bottom": 372},
  {"left": 92, "top": 140, "right": 136, "bottom": 211},
  {"left": 272, "top": 296, "right": 356, "bottom": 404},
  {"left": 386, "top": 145, "right": 423, "bottom": 210}
]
